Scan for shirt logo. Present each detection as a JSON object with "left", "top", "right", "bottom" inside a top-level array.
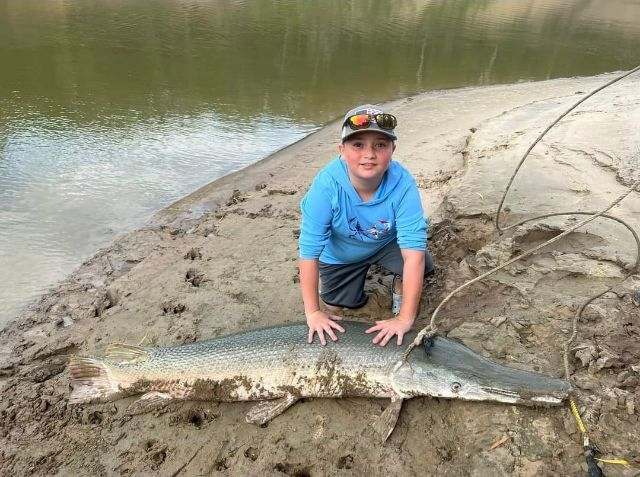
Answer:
[{"left": 348, "top": 218, "right": 391, "bottom": 240}]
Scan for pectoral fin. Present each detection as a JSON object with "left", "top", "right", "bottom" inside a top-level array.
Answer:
[
  {"left": 373, "top": 396, "right": 404, "bottom": 442},
  {"left": 246, "top": 394, "right": 298, "bottom": 425},
  {"left": 126, "top": 391, "right": 174, "bottom": 416}
]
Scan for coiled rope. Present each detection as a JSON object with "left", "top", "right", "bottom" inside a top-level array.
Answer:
[
  {"left": 395, "top": 65, "right": 640, "bottom": 470},
  {"left": 401, "top": 179, "right": 639, "bottom": 362},
  {"left": 400, "top": 65, "right": 640, "bottom": 473},
  {"left": 402, "top": 65, "right": 640, "bottom": 364}
]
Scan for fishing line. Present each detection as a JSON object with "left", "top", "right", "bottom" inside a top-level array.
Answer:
[
  {"left": 402, "top": 179, "right": 640, "bottom": 361},
  {"left": 405, "top": 66, "right": 640, "bottom": 358},
  {"left": 495, "top": 64, "right": 640, "bottom": 233},
  {"left": 402, "top": 65, "right": 640, "bottom": 473}
]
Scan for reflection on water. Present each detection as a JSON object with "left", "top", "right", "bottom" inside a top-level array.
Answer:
[
  {"left": 1, "top": 0, "right": 640, "bottom": 326},
  {"left": 0, "top": 115, "right": 313, "bottom": 322}
]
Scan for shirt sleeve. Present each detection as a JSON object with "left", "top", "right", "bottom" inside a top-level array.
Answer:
[
  {"left": 395, "top": 179, "right": 428, "bottom": 251},
  {"left": 298, "top": 177, "right": 333, "bottom": 259}
]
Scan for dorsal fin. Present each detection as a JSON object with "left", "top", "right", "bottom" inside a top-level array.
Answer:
[{"left": 104, "top": 343, "right": 149, "bottom": 363}]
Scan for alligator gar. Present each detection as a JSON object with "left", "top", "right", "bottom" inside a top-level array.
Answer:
[{"left": 69, "top": 321, "right": 571, "bottom": 439}]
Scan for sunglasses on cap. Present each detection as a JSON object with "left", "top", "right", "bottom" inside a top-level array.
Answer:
[{"left": 343, "top": 113, "right": 397, "bottom": 131}]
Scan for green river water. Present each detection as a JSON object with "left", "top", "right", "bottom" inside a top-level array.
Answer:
[{"left": 1, "top": 0, "right": 640, "bottom": 326}]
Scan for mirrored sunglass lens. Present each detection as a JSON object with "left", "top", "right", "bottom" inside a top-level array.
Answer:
[
  {"left": 349, "top": 114, "right": 370, "bottom": 128},
  {"left": 375, "top": 114, "right": 397, "bottom": 129}
]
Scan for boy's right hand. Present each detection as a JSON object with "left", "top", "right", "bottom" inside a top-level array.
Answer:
[{"left": 306, "top": 310, "right": 345, "bottom": 345}]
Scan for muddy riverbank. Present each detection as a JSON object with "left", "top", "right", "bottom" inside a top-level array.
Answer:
[{"left": 1, "top": 72, "right": 639, "bottom": 475}]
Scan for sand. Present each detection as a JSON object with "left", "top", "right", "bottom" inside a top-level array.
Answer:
[{"left": 1, "top": 72, "right": 639, "bottom": 476}]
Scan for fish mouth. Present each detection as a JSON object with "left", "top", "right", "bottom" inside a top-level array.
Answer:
[
  {"left": 530, "top": 395, "right": 564, "bottom": 405},
  {"left": 479, "top": 386, "right": 565, "bottom": 405},
  {"left": 480, "top": 386, "right": 522, "bottom": 399}
]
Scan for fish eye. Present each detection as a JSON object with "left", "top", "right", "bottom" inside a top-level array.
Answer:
[{"left": 451, "top": 382, "right": 462, "bottom": 393}]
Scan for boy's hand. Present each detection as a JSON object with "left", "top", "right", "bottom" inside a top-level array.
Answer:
[
  {"left": 365, "top": 316, "right": 414, "bottom": 346},
  {"left": 306, "top": 310, "right": 345, "bottom": 346}
]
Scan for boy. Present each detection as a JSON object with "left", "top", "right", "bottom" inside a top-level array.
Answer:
[{"left": 298, "top": 104, "right": 433, "bottom": 347}]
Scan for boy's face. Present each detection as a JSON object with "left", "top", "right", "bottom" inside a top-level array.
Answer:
[{"left": 338, "top": 131, "right": 395, "bottom": 184}]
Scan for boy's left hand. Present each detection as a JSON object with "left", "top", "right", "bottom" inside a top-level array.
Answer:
[{"left": 365, "top": 316, "right": 414, "bottom": 346}]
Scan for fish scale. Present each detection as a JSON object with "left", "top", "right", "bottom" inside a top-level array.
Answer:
[{"left": 68, "top": 321, "right": 571, "bottom": 423}]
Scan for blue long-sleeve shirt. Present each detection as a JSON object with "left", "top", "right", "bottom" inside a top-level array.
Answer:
[{"left": 299, "top": 156, "right": 427, "bottom": 264}]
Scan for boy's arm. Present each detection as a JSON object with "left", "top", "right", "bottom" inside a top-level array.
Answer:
[
  {"left": 397, "top": 249, "right": 425, "bottom": 322},
  {"left": 299, "top": 258, "right": 344, "bottom": 345},
  {"left": 298, "top": 177, "right": 344, "bottom": 345},
  {"left": 394, "top": 178, "right": 428, "bottom": 252},
  {"left": 299, "top": 258, "right": 321, "bottom": 316}
]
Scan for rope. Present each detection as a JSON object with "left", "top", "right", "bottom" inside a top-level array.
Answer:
[
  {"left": 569, "top": 398, "right": 633, "bottom": 470},
  {"left": 401, "top": 65, "right": 640, "bottom": 359},
  {"left": 402, "top": 180, "right": 639, "bottom": 362},
  {"left": 563, "top": 289, "right": 612, "bottom": 381},
  {"left": 570, "top": 399, "right": 588, "bottom": 435},
  {"left": 495, "top": 65, "right": 640, "bottom": 233},
  {"left": 400, "top": 65, "right": 640, "bottom": 472}
]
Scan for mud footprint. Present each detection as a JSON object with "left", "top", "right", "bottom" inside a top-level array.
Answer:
[
  {"left": 143, "top": 439, "right": 168, "bottom": 470},
  {"left": 226, "top": 189, "right": 247, "bottom": 206},
  {"left": 337, "top": 455, "right": 353, "bottom": 470},
  {"left": 199, "top": 224, "right": 218, "bottom": 237},
  {"left": 244, "top": 447, "right": 259, "bottom": 461},
  {"left": 273, "top": 463, "right": 311, "bottom": 477},
  {"left": 185, "top": 268, "right": 205, "bottom": 287},
  {"left": 93, "top": 289, "right": 119, "bottom": 317},
  {"left": 161, "top": 300, "right": 186, "bottom": 315},
  {"left": 184, "top": 248, "right": 202, "bottom": 260}
]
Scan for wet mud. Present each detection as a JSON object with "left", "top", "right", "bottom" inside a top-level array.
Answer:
[{"left": 1, "top": 73, "right": 639, "bottom": 476}]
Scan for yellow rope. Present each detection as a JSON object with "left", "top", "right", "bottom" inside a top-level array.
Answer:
[
  {"left": 569, "top": 399, "right": 587, "bottom": 434},
  {"left": 595, "top": 458, "right": 631, "bottom": 468},
  {"left": 569, "top": 399, "right": 635, "bottom": 469}
]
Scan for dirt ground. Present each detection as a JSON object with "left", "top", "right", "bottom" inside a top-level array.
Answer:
[{"left": 1, "top": 73, "right": 639, "bottom": 476}]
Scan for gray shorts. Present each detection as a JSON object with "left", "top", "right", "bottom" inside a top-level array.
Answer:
[{"left": 319, "top": 241, "right": 435, "bottom": 309}]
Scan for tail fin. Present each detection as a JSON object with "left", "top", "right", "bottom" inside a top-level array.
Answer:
[{"left": 68, "top": 356, "right": 120, "bottom": 404}]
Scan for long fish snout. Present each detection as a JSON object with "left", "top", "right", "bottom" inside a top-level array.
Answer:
[{"left": 408, "top": 336, "right": 572, "bottom": 405}]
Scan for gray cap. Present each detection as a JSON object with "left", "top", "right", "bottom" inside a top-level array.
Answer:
[{"left": 340, "top": 104, "right": 397, "bottom": 142}]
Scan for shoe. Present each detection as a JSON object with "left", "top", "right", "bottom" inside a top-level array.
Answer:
[{"left": 391, "top": 274, "right": 402, "bottom": 315}]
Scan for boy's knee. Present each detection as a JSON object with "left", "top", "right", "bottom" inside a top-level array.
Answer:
[{"left": 320, "top": 292, "right": 368, "bottom": 310}]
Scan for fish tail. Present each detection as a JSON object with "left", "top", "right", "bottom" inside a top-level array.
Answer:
[{"left": 68, "top": 356, "right": 120, "bottom": 404}]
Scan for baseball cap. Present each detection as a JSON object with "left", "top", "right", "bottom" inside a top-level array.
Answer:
[{"left": 340, "top": 104, "right": 397, "bottom": 143}]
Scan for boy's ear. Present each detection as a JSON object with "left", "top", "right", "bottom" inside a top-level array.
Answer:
[
  {"left": 338, "top": 142, "right": 345, "bottom": 154},
  {"left": 392, "top": 142, "right": 397, "bottom": 152}
]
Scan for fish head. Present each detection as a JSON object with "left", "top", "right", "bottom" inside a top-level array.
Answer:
[{"left": 394, "top": 336, "right": 571, "bottom": 406}]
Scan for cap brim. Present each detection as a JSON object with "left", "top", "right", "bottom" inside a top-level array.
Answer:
[{"left": 341, "top": 126, "right": 397, "bottom": 142}]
